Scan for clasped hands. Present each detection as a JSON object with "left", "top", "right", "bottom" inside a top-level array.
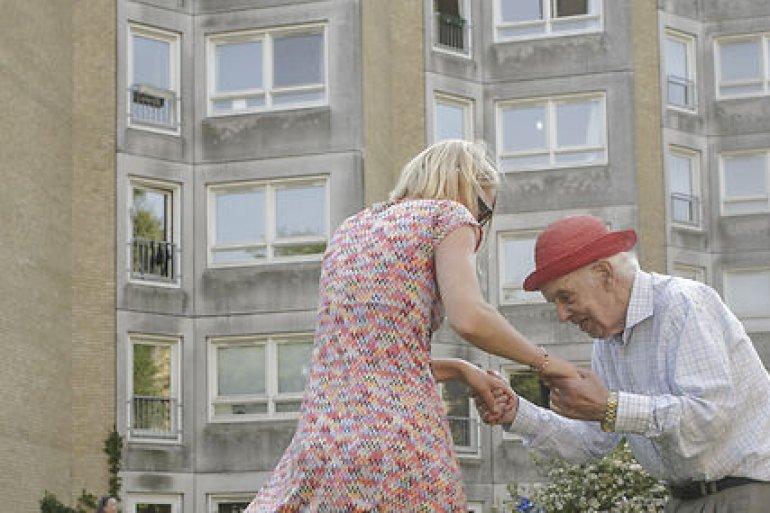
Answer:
[{"left": 469, "top": 364, "right": 610, "bottom": 425}]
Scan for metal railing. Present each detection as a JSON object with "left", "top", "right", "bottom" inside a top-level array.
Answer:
[
  {"left": 129, "top": 396, "right": 179, "bottom": 438},
  {"left": 131, "top": 238, "right": 176, "bottom": 281},
  {"left": 667, "top": 75, "right": 697, "bottom": 109},
  {"left": 447, "top": 416, "right": 480, "bottom": 453},
  {"left": 435, "top": 12, "right": 467, "bottom": 52},
  {"left": 671, "top": 192, "right": 700, "bottom": 226},
  {"left": 130, "top": 84, "right": 178, "bottom": 130}
]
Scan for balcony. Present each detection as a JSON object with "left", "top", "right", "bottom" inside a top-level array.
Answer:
[
  {"left": 434, "top": 12, "right": 468, "bottom": 54},
  {"left": 667, "top": 75, "right": 697, "bottom": 110},
  {"left": 128, "top": 396, "right": 180, "bottom": 440},
  {"left": 131, "top": 238, "right": 176, "bottom": 282},
  {"left": 447, "top": 415, "right": 480, "bottom": 454},
  {"left": 129, "top": 84, "right": 178, "bottom": 131},
  {"left": 671, "top": 193, "right": 700, "bottom": 226}
]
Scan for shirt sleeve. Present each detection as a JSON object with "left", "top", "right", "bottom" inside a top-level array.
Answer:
[
  {"left": 613, "top": 288, "right": 737, "bottom": 466},
  {"left": 432, "top": 200, "right": 482, "bottom": 252}
]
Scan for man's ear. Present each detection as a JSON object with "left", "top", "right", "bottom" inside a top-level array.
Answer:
[{"left": 590, "top": 260, "right": 613, "bottom": 288}]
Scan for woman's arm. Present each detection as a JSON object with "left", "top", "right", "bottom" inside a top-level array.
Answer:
[{"left": 435, "top": 226, "right": 579, "bottom": 378}]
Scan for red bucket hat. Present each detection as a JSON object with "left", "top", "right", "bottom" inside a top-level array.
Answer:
[{"left": 523, "top": 215, "right": 637, "bottom": 292}]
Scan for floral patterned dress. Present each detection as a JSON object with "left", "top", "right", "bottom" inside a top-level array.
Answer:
[{"left": 246, "top": 199, "right": 481, "bottom": 513}]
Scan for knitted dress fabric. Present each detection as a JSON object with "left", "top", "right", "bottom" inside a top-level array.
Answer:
[{"left": 246, "top": 199, "right": 481, "bottom": 513}]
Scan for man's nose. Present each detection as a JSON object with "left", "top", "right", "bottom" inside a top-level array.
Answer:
[{"left": 556, "top": 303, "right": 570, "bottom": 323}]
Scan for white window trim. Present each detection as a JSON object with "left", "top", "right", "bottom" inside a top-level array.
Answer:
[
  {"left": 493, "top": 0, "right": 603, "bottom": 43},
  {"left": 722, "top": 266, "right": 770, "bottom": 331},
  {"left": 718, "top": 150, "right": 770, "bottom": 216},
  {"left": 208, "top": 493, "right": 256, "bottom": 513},
  {"left": 128, "top": 177, "right": 182, "bottom": 288},
  {"left": 126, "top": 494, "right": 182, "bottom": 513},
  {"left": 667, "top": 146, "right": 702, "bottom": 231},
  {"left": 495, "top": 92, "right": 608, "bottom": 173},
  {"left": 127, "top": 333, "right": 182, "bottom": 445},
  {"left": 431, "top": 0, "right": 473, "bottom": 58},
  {"left": 671, "top": 262, "right": 706, "bottom": 283},
  {"left": 206, "top": 23, "right": 328, "bottom": 117},
  {"left": 432, "top": 92, "right": 475, "bottom": 143},
  {"left": 664, "top": 28, "right": 698, "bottom": 112},
  {"left": 498, "top": 230, "right": 545, "bottom": 305},
  {"left": 714, "top": 33, "right": 770, "bottom": 100},
  {"left": 467, "top": 501, "right": 484, "bottom": 513},
  {"left": 437, "top": 382, "right": 482, "bottom": 458},
  {"left": 127, "top": 23, "right": 181, "bottom": 136},
  {"left": 207, "top": 175, "right": 330, "bottom": 268},
  {"left": 208, "top": 333, "right": 313, "bottom": 423}
]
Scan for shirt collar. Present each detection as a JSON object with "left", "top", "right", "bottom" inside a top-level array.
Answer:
[{"left": 620, "top": 270, "right": 653, "bottom": 345}]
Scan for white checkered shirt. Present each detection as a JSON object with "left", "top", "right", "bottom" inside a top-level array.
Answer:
[{"left": 506, "top": 270, "right": 770, "bottom": 483}]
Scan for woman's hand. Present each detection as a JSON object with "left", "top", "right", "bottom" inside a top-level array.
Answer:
[{"left": 463, "top": 367, "right": 517, "bottom": 424}]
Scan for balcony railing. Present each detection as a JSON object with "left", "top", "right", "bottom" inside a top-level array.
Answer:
[
  {"left": 131, "top": 238, "right": 176, "bottom": 281},
  {"left": 667, "top": 75, "right": 697, "bottom": 109},
  {"left": 447, "top": 416, "right": 480, "bottom": 453},
  {"left": 130, "top": 84, "right": 178, "bottom": 130},
  {"left": 671, "top": 192, "right": 700, "bottom": 226},
  {"left": 435, "top": 12, "right": 467, "bottom": 53},
  {"left": 129, "top": 395, "right": 180, "bottom": 439}
]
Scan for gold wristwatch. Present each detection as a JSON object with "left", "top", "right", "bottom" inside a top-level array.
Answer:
[{"left": 600, "top": 391, "right": 618, "bottom": 432}]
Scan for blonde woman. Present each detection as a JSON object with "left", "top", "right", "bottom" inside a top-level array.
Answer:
[{"left": 247, "top": 140, "right": 578, "bottom": 512}]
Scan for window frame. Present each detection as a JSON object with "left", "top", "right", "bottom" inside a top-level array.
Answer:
[
  {"left": 437, "top": 381, "right": 482, "bottom": 458},
  {"left": 495, "top": 92, "right": 608, "bottom": 172},
  {"left": 128, "top": 177, "right": 182, "bottom": 287},
  {"left": 715, "top": 33, "right": 770, "bottom": 100},
  {"left": 722, "top": 267, "right": 770, "bottom": 321},
  {"left": 206, "top": 23, "right": 328, "bottom": 117},
  {"left": 126, "top": 333, "right": 182, "bottom": 444},
  {"left": 666, "top": 146, "right": 702, "bottom": 229},
  {"left": 432, "top": 92, "right": 474, "bottom": 143},
  {"left": 493, "top": 0, "right": 603, "bottom": 43},
  {"left": 718, "top": 150, "right": 770, "bottom": 216},
  {"left": 467, "top": 502, "right": 484, "bottom": 513},
  {"left": 208, "top": 333, "right": 314, "bottom": 423},
  {"left": 663, "top": 29, "right": 698, "bottom": 112},
  {"left": 671, "top": 263, "right": 706, "bottom": 283},
  {"left": 208, "top": 493, "right": 256, "bottom": 513},
  {"left": 206, "top": 176, "right": 330, "bottom": 268},
  {"left": 126, "top": 494, "right": 182, "bottom": 513},
  {"left": 431, "top": 0, "right": 473, "bottom": 58},
  {"left": 498, "top": 230, "right": 546, "bottom": 305},
  {"left": 127, "top": 23, "right": 181, "bottom": 135}
]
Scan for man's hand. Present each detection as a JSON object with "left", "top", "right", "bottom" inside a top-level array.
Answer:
[
  {"left": 544, "top": 368, "right": 609, "bottom": 421},
  {"left": 471, "top": 370, "right": 518, "bottom": 425}
]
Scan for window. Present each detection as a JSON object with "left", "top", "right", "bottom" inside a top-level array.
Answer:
[
  {"left": 467, "top": 502, "right": 484, "bottom": 513},
  {"left": 497, "top": 93, "right": 606, "bottom": 172},
  {"left": 128, "top": 335, "right": 181, "bottom": 441},
  {"left": 664, "top": 30, "right": 697, "bottom": 110},
  {"left": 440, "top": 380, "right": 480, "bottom": 455},
  {"left": 433, "top": 0, "right": 472, "bottom": 55},
  {"left": 128, "top": 24, "right": 180, "bottom": 133},
  {"left": 672, "top": 263, "right": 706, "bottom": 283},
  {"left": 667, "top": 148, "right": 701, "bottom": 227},
  {"left": 720, "top": 151, "right": 770, "bottom": 215},
  {"left": 208, "top": 177, "right": 328, "bottom": 267},
  {"left": 503, "top": 367, "right": 550, "bottom": 440},
  {"left": 433, "top": 93, "right": 473, "bottom": 142},
  {"left": 126, "top": 495, "right": 181, "bottom": 513},
  {"left": 130, "top": 179, "right": 180, "bottom": 283},
  {"left": 209, "top": 494, "right": 254, "bottom": 513},
  {"left": 207, "top": 24, "right": 326, "bottom": 115},
  {"left": 494, "top": 0, "right": 602, "bottom": 41},
  {"left": 716, "top": 34, "right": 770, "bottom": 98},
  {"left": 499, "top": 232, "right": 544, "bottom": 304},
  {"left": 723, "top": 269, "right": 770, "bottom": 320},
  {"left": 209, "top": 334, "right": 313, "bottom": 421}
]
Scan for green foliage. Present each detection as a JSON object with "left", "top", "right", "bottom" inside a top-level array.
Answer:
[
  {"left": 40, "top": 490, "right": 97, "bottom": 513},
  {"left": 505, "top": 441, "right": 669, "bottom": 513},
  {"left": 132, "top": 344, "right": 168, "bottom": 397},
  {"left": 105, "top": 428, "right": 124, "bottom": 500}
]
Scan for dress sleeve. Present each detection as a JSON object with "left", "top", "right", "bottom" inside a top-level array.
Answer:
[{"left": 432, "top": 200, "right": 482, "bottom": 252}]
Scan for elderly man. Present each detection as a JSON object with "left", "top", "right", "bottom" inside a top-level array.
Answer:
[{"left": 480, "top": 215, "right": 770, "bottom": 512}]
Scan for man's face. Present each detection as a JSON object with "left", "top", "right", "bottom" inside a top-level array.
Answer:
[{"left": 540, "top": 264, "right": 626, "bottom": 339}]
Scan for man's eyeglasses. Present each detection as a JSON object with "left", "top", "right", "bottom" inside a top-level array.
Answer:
[{"left": 477, "top": 195, "right": 495, "bottom": 227}]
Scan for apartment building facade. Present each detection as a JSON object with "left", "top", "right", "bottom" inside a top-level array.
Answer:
[{"left": 116, "top": 1, "right": 770, "bottom": 512}]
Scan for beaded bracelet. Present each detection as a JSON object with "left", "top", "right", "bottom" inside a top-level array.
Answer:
[{"left": 530, "top": 346, "right": 550, "bottom": 374}]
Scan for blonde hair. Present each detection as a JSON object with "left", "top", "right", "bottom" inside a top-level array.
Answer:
[{"left": 389, "top": 139, "right": 500, "bottom": 210}]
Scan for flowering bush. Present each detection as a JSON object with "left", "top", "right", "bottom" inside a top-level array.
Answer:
[{"left": 503, "top": 441, "right": 669, "bottom": 513}]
